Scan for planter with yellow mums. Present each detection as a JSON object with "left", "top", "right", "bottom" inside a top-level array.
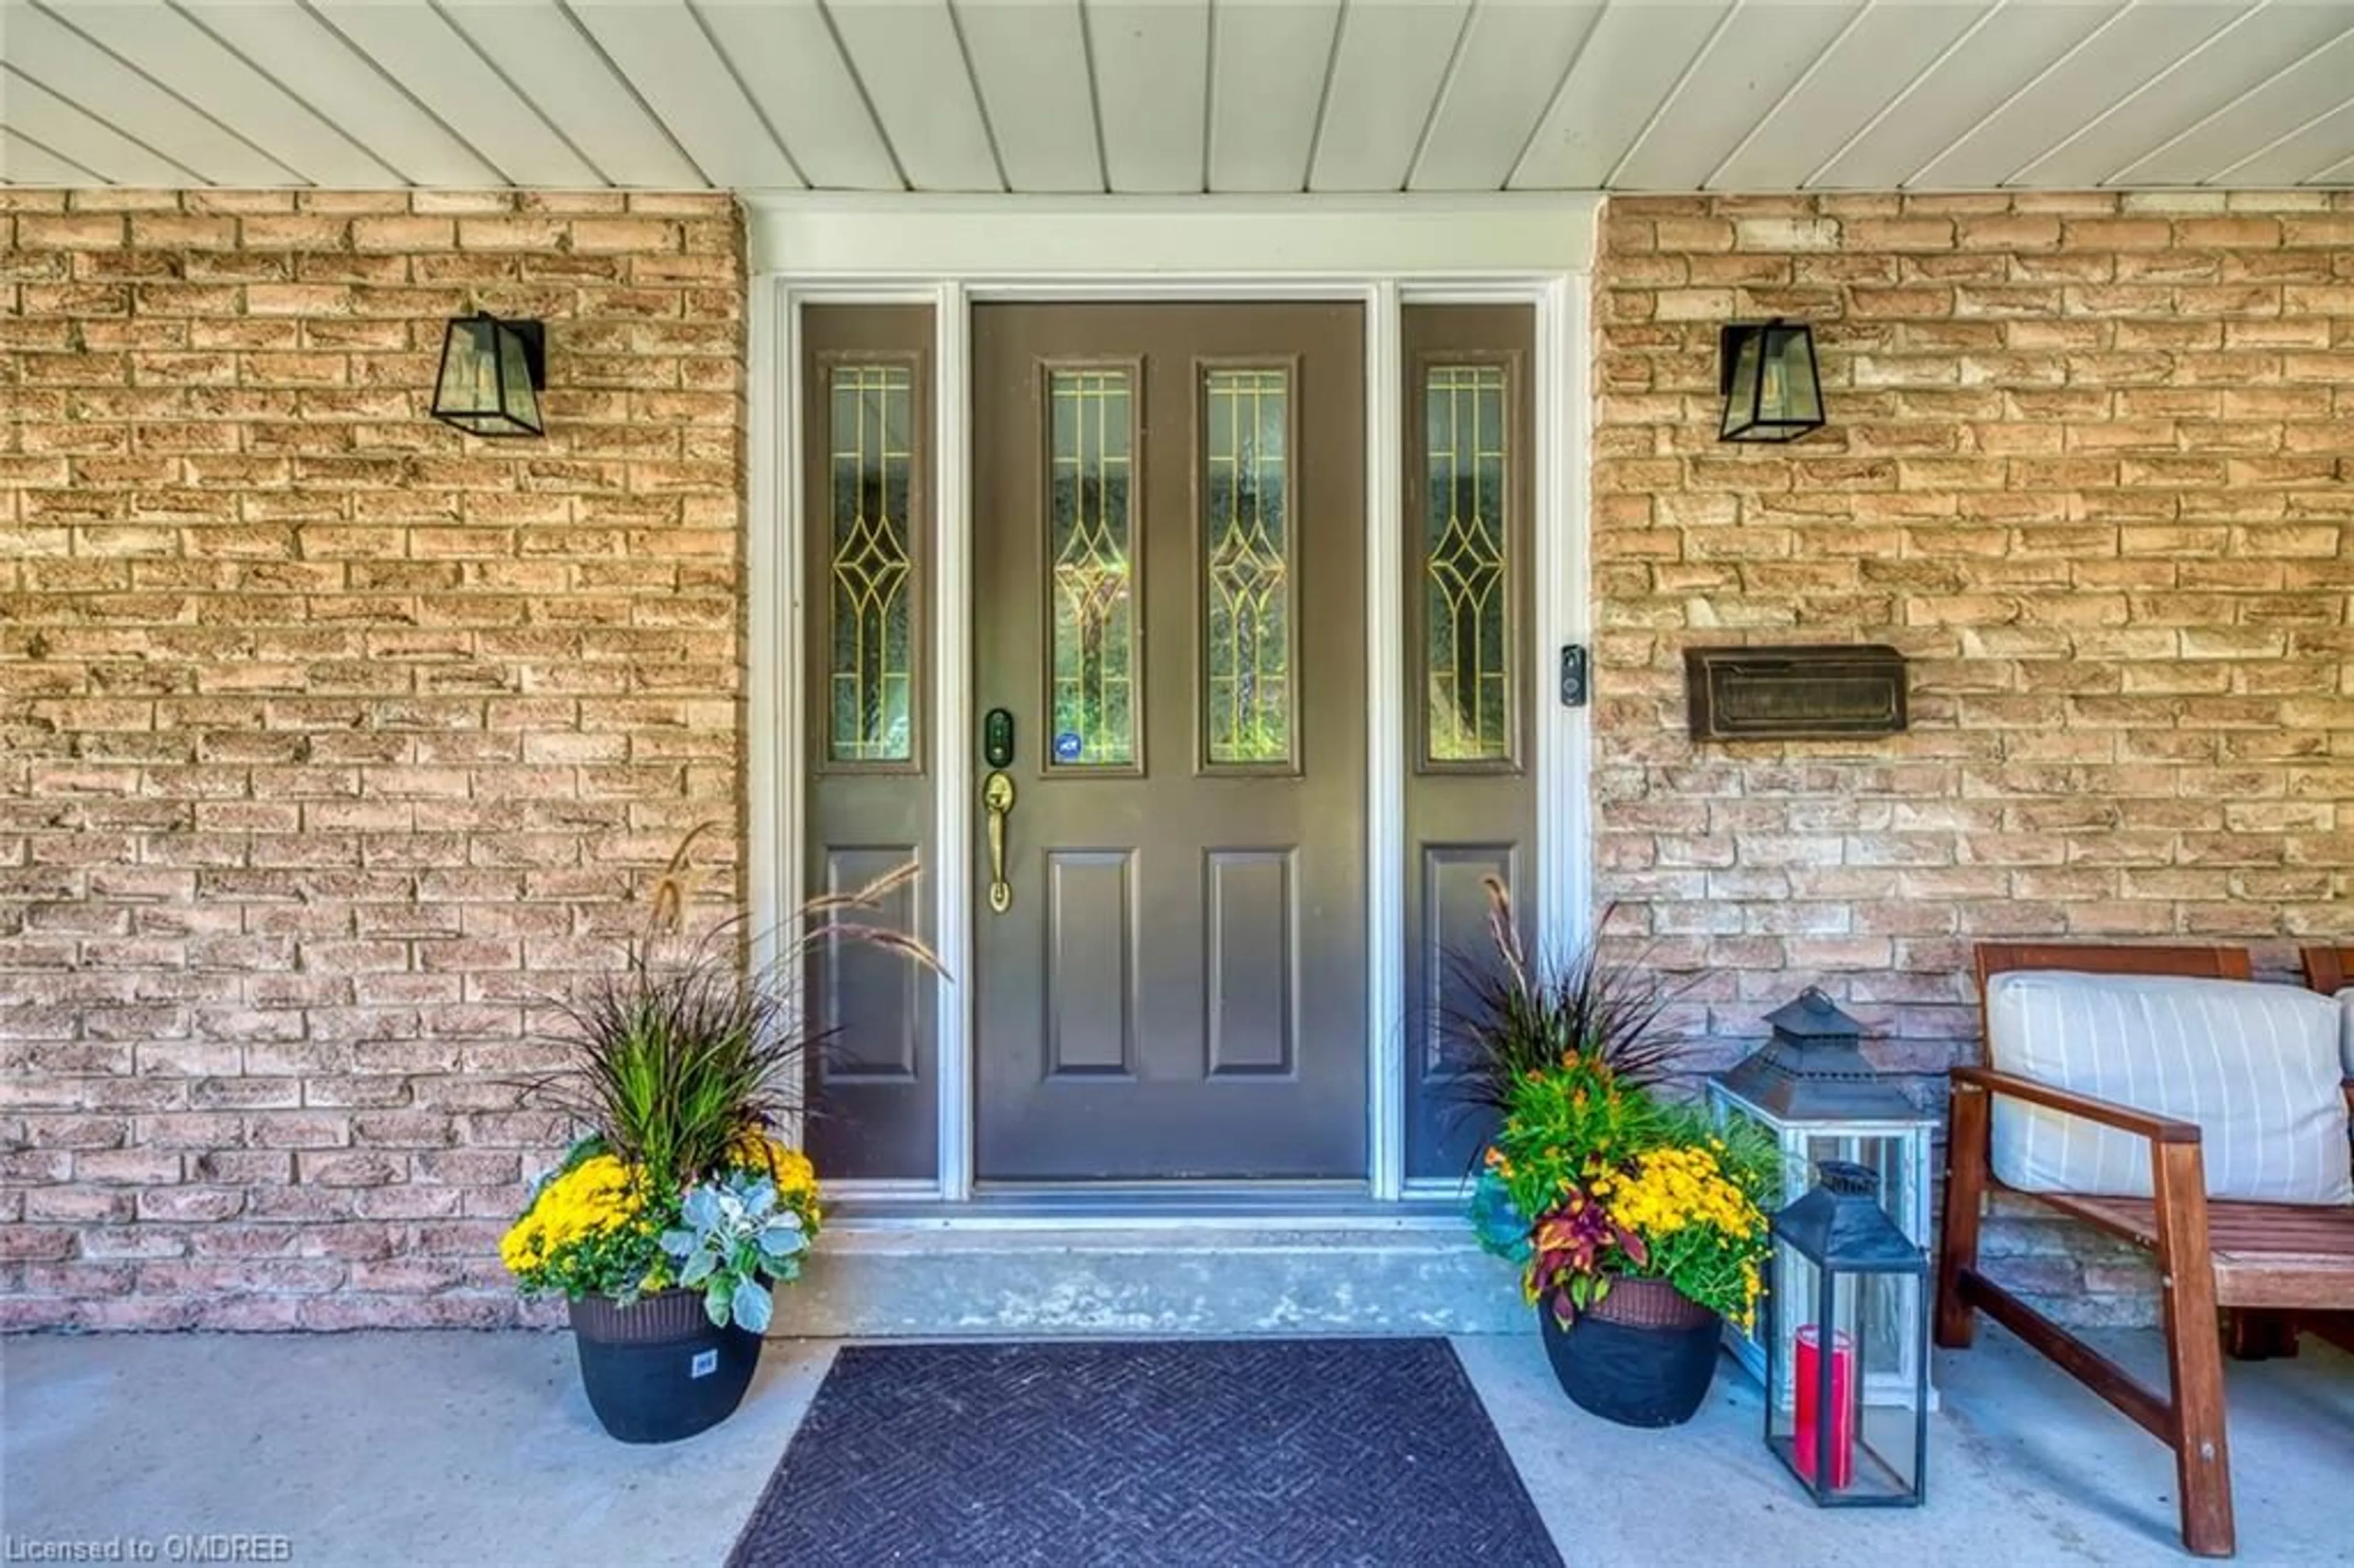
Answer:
[
  {"left": 501, "top": 861, "right": 935, "bottom": 1444},
  {"left": 1452, "top": 878, "right": 1780, "bottom": 1429},
  {"left": 504, "top": 1136, "right": 823, "bottom": 1444}
]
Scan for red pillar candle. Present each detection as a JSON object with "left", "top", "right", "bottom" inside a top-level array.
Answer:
[{"left": 1793, "top": 1325, "right": 1856, "bottom": 1489}]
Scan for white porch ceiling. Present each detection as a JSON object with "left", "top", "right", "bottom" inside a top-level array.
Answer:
[{"left": 3, "top": 1, "right": 2353, "bottom": 192}]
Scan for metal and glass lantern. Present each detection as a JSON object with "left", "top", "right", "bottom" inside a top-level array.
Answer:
[
  {"left": 431, "top": 313, "right": 546, "bottom": 438},
  {"left": 1765, "top": 1160, "right": 1930, "bottom": 1507},
  {"left": 1708, "top": 988, "right": 1935, "bottom": 1403},
  {"left": 1718, "top": 319, "right": 1824, "bottom": 443}
]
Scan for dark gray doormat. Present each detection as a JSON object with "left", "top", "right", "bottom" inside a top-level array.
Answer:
[{"left": 726, "top": 1338, "right": 1564, "bottom": 1568}]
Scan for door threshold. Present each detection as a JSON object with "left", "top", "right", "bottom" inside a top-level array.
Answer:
[{"left": 832, "top": 1182, "right": 1464, "bottom": 1231}]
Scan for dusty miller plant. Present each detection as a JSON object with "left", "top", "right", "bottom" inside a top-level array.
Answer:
[{"left": 659, "top": 1171, "right": 809, "bottom": 1331}]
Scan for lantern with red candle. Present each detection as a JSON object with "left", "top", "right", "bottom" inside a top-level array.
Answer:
[{"left": 1765, "top": 1160, "right": 1929, "bottom": 1507}]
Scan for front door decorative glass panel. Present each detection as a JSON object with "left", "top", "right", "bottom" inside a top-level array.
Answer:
[
  {"left": 1047, "top": 368, "right": 1137, "bottom": 769},
  {"left": 1202, "top": 367, "right": 1293, "bottom": 767},
  {"left": 1423, "top": 363, "right": 1512, "bottom": 766},
  {"left": 828, "top": 363, "right": 916, "bottom": 763}
]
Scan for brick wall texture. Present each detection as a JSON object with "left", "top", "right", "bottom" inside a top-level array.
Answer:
[
  {"left": 4, "top": 187, "right": 2350, "bottom": 1330},
  {"left": 1596, "top": 191, "right": 2354, "bottom": 1325},
  {"left": 1, "top": 189, "right": 745, "bottom": 1329}
]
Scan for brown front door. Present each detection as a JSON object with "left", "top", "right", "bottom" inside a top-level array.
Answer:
[{"left": 971, "top": 303, "right": 1367, "bottom": 1181}]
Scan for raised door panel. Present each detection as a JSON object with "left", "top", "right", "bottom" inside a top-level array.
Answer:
[
  {"left": 1046, "top": 851, "right": 1137, "bottom": 1078},
  {"left": 820, "top": 847, "right": 924, "bottom": 1083},
  {"left": 1206, "top": 850, "right": 1297, "bottom": 1078}
]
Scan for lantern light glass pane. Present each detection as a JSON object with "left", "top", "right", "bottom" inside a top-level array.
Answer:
[
  {"left": 436, "top": 319, "right": 498, "bottom": 420},
  {"left": 1721, "top": 330, "right": 1762, "bottom": 438},
  {"left": 498, "top": 329, "right": 541, "bottom": 432},
  {"left": 1769, "top": 327, "right": 1821, "bottom": 422}
]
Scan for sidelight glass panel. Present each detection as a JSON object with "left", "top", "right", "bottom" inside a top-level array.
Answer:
[
  {"left": 1202, "top": 367, "right": 1292, "bottom": 766},
  {"left": 828, "top": 363, "right": 915, "bottom": 763},
  {"left": 1424, "top": 364, "right": 1511, "bottom": 764},
  {"left": 1048, "top": 368, "right": 1137, "bottom": 767}
]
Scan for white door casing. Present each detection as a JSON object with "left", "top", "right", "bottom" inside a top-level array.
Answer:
[{"left": 745, "top": 195, "right": 1599, "bottom": 1203}]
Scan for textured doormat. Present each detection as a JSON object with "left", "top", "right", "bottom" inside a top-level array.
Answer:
[{"left": 726, "top": 1338, "right": 1563, "bottom": 1568}]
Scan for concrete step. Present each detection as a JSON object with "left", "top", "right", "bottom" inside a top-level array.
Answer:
[{"left": 780, "top": 1214, "right": 1527, "bottom": 1338}]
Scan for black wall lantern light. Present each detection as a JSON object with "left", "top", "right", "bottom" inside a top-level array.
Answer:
[
  {"left": 1719, "top": 319, "right": 1824, "bottom": 443},
  {"left": 431, "top": 313, "right": 546, "bottom": 438}
]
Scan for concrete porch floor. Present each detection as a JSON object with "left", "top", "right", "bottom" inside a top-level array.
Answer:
[{"left": 3, "top": 1327, "right": 2348, "bottom": 1567}]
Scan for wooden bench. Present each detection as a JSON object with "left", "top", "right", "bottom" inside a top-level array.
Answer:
[{"left": 1935, "top": 942, "right": 2354, "bottom": 1559}]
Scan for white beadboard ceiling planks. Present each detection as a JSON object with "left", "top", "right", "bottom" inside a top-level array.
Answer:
[
  {"left": 1208, "top": 0, "right": 1340, "bottom": 193},
  {"left": 1707, "top": 2, "right": 1988, "bottom": 191},
  {"left": 1409, "top": 1, "right": 1605, "bottom": 192},
  {"left": 1912, "top": 3, "right": 2246, "bottom": 189},
  {"left": 0, "top": 64, "right": 197, "bottom": 183},
  {"left": 1509, "top": 2, "right": 1730, "bottom": 189},
  {"left": 1085, "top": 1, "right": 1209, "bottom": 193},
  {"left": 1, "top": 123, "right": 100, "bottom": 183},
  {"left": 4, "top": 3, "right": 297, "bottom": 185},
  {"left": 300, "top": 1, "right": 587, "bottom": 186},
  {"left": 824, "top": 0, "right": 1001, "bottom": 193},
  {"left": 437, "top": 1, "right": 701, "bottom": 188},
  {"left": 2013, "top": 2, "right": 2354, "bottom": 187},
  {"left": 692, "top": 0, "right": 901, "bottom": 192},
  {"left": 1810, "top": 1, "right": 2120, "bottom": 187},
  {"left": 42, "top": 0, "right": 403, "bottom": 185},
  {"left": 956, "top": 0, "right": 1099, "bottom": 193},
  {"left": 1309, "top": 0, "right": 1471, "bottom": 192},
  {"left": 1613, "top": 1, "right": 1864, "bottom": 191},
  {"left": 7, "top": 0, "right": 2354, "bottom": 191},
  {"left": 563, "top": 0, "right": 804, "bottom": 189},
  {"left": 185, "top": 0, "right": 506, "bottom": 187},
  {"left": 2113, "top": 21, "right": 2354, "bottom": 184},
  {"left": 2219, "top": 96, "right": 2354, "bottom": 186}
]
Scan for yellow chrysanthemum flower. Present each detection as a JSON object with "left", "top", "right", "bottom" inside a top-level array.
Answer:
[{"left": 499, "top": 1154, "right": 649, "bottom": 1278}]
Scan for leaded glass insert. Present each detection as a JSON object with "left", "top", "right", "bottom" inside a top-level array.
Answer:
[
  {"left": 828, "top": 364, "right": 915, "bottom": 763},
  {"left": 1203, "top": 368, "right": 1292, "bottom": 766},
  {"left": 1425, "top": 364, "right": 1510, "bottom": 764},
  {"left": 1049, "top": 368, "right": 1136, "bottom": 767}
]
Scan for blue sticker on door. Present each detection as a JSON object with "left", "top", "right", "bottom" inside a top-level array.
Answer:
[{"left": 1053, "top": 732, "right": 1084, "bottom": 763}]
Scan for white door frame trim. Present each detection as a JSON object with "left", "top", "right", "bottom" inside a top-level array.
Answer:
[{"left": 746, "top": 196, "right": 1598, "bottom": 1204}]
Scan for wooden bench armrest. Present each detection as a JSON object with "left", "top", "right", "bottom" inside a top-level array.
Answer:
[{"left": 1950, "top": 1065, "right": 2203, "bottom": 1145}]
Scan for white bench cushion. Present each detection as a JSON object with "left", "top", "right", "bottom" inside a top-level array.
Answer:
[{"left": 1985, "top": 970, "right": 2353, "bottom": 1205}]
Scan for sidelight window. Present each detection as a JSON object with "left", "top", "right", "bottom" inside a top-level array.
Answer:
[
  {"left": 827, "top": 363, "right": 916, "bottom": 764},
  {"left": 1422, "top": 362, "right": 1514, "bottom": 767}
]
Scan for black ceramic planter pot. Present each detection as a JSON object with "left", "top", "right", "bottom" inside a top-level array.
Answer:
[
  {"left": 568, "top": 1288, "right": 763, "bottom": 1444},
  {"left": 1537, "top": 1277, "right": 1722, "bottom": 1429}
]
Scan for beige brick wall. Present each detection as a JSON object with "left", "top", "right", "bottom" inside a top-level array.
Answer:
[
  {"left": 0, "top": 189, "right": 745, "bottom": 1329},
  {"left": 6, "top": 186, "right": 2348, "bottom": 1331},
  {"left": 1597, "top": 191, "right": 2354, "bottom": 1325}
]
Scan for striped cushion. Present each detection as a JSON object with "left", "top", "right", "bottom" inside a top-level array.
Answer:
[{"left": 1985, "top": 970, "right": 2353, "bottom": 1205}]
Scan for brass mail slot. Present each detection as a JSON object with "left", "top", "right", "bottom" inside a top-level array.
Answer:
[{"left": 1685, "top": 644, "right": 1908, "bottom": 741}]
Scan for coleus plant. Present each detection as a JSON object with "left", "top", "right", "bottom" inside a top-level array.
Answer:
[{"left": 1527, "top": 1182, "right": 1648, "bottom": 1328}]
